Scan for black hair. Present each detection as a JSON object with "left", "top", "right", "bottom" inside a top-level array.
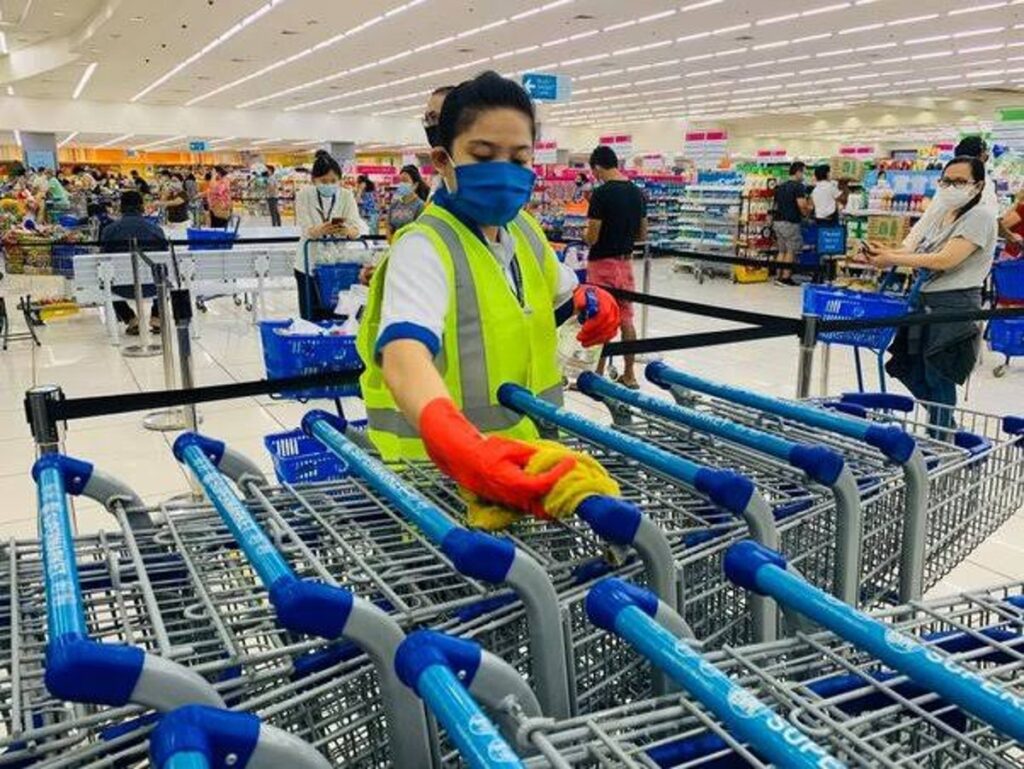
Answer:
[
  {"left": 954, "top": 135, "right": 987, "bottom": 159},
  {"left": 311, "top": 149, "right": 342, "bottom": 180},
  {"left": 120, "top": 190, "right": 144, "bottom": 214},
  {"left": 204, "top": 171, "right": 212, "bottom": 181},
  {"left": 436, "top": 71, "right": 536, "bottom": 154},
  {"left": 72, "top": 165, "right": 84, "bottom": 174},
  {"left": 789, "top": 161, "right": 805, "bottom": 176},
  {"left": 589, "top": 145, "right": 618, "bottom": 170},
  {"left": 267, "top": 165, "right": 275, "bottom": 173},
  {"left": 358, "top": 175, "right": 376, "bottom": 193},
  {"left": 400, "top": 164, "right": 430, "bottom": 199},
  {"left": 814, "top": 164, "right": 830, "bottom": 182},
  {"left": 214, "top": 165, "right": 228, "bottom": 177},
  {"left": 944, "top": 155, "right": 986, "bottom": 220}
]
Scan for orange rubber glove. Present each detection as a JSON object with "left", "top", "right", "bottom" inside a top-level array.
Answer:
[
  {"left": 419, "top": 398, "right": 576, "bottom": 517},
  {"left": 573, "top": 285, "right": 620, "bottom": 347}
]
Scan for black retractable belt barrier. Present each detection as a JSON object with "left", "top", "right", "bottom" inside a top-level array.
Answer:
[
  {"left": 39, "top": 371, "right": 361, "bottom": 423},
  {"left": 649, "top": 245, "right": 836, "bottom": 279}
]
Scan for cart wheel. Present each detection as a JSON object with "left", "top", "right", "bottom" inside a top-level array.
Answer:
[
  {"left": 196, "top": 299, "right": 207, "bottom": 313},
  {"left": 233, "top": 294, "right": 243, "bottom": 307},
  {"left": 993, "top": 363, "right": 1008, "bottom": 378}
]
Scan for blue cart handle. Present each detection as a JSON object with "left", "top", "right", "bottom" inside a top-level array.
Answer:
[
  {"left": 396, "top": 631, "right": 527, "bottom": 769},
  {"left": 724, "top": 540, "right": 1024, "bottom": 744},
  {"left": 585, "top": 578, "right": 845, "bottom": 769},
  {"left": 302, "top": 411, "right": 576, "bottom": 718},
  {"left": 579, "top": 372, "right": 846, "bottom": 487},
  {"left": 150, "top": 705, "right": 331, "bottom": 769},
  {"left": 33, "top": 455, "right": 223, "bottom": 712},
  {"left": 646, "top": 362, "right": 917, "bottom": 464},
  {"left": 173, "top": 433, "right": 437, "bottom": 768}
]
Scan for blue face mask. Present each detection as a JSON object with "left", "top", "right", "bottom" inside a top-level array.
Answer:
[
  {"left": 396, "top": 182, "right": 413, "bottom": 197},
  {"left": 316, "top": 183, "right": 337, "bottom": 198},
  {"left": 446, "top": 161, "right": 536, "bottom": 226}
]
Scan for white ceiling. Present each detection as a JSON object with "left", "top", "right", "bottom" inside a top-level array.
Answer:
[{"left": 1, "top": 0, "right": 1023, "bottom": 147}]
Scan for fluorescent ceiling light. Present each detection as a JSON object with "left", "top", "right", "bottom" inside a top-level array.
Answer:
[
  {"left": 133, "top": 0, "right": 289, "bottom": 102},
  {"left": 802, "top": 3, "right": 851, "bottom": 16},
  {"left": 206, "top": 136, "right": 237, "bottom": 146},
  {"left": 949, "top": 2, "right": 1007, "bottom": 14},
  {"left": 5, "top": 85, "right": 13, "bottom": 96},
  {"left": 953, "top": 27, "right": 1005, "bottom": 38},
  {"left": 839, "top": 23, "right": 883, "bottom": 35},
  {"left": 133, "top": 134, "right": 189, "bottom": 150},
  {"left": 72, "top": 62, "right": 98, "bottom": 100},
  {"left": 756, "top": 13, "right": 798, "bottom": 25},
  {"left": 58, "top": 132, "right": 78, "bottom": 148},
  {"left": 887, "top": 14, "right": 939, "bottom": 26},
  {"left": 251, "top": 137, "right": 283, "bottom": 145},
  {"left": 97, "top": 133, "right": 134, "bottom": 147}
]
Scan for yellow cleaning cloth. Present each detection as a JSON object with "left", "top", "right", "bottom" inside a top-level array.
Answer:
[{"left": 463, "top": 440, "right": 620, "bottom": 531}]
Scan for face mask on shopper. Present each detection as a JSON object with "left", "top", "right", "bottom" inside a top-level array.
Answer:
[
  {"left": 396, "top": 182, "right": 413, "bottom": 197},
  {"left": 424, "top": 124, "right": 441, "bottom": 148},
  {"left": 316, "top": 183, "right": 337, "bottom": 198},
  {"left": 445, "top": 161, "right": 536, "bottom": 226},
  {"left": 933, "top": 182, "right": 979, "bottom": 211}
]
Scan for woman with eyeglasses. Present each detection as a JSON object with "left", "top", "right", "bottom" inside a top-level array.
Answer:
[{"left": 859, "top": 156, "right": 997, "bottom": 432}]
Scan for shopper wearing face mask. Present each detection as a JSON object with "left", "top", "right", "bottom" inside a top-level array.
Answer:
[
  {"left": 860, "top": 156, "right": 997, "bottom": 431},
  {"left": 357, "top": 71, "right": 620, "bottom": 516},
  {"left": 903, "top": 135, "right": 997, "bottom": 250},
  {"left": 294, "top": 149, "right": 368, "bottom": 320},
  {"left": 385, "top": 165, "right": 426, "bottom": 240}
]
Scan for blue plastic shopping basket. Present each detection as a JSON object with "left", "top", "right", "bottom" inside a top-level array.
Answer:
[
  {"left": 258, "top": 319, "right": 363, "bottom": 401},
  {"left": 264, "top": 428, "right": 349, "bottom": 484},
  {"left": 314, "top": 262, "right": 363, "bottom": 312},
  {"left": 803, "top": 284, "right": 909, "bottom": 392},
  {"left": 988, "top": 260, "right": 1024, "bottom": 377}
]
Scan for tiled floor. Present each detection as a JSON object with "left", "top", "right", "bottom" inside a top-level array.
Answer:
[{"left": 1, "top": 259, "right": 1021, "bottom": 596}]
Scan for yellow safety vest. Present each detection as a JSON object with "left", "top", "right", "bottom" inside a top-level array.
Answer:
[{"left": 357, "top": 204, "right": 565, "bottom": 461}]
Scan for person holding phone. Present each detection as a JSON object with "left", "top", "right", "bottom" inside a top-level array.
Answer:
[
  {"left": 294, "top": 150, "right": 368, "bottom": 320},
  {"left": 858, "top": 156, "right": 996, "bottom": 431}
]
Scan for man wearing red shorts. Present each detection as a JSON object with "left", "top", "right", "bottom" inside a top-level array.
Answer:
[{"left": 584, "top": 145, "right": 648, "bottom": 388}]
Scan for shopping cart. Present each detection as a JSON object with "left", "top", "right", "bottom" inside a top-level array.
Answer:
[
  {"left": 803, "top": 283, "right": 909, "bottom": 392},
  {"left": 645, "top": 362, "right": 1024, "bottom": 606},
  {"left": 814, "top": 390, "right": 1024, "bottom": 593},
  {"left": 989, "top": 259, "right": 1024, "bottom": 377},
  {"left": 513, "top": 569, "right": 1024, "bottom": 767}
]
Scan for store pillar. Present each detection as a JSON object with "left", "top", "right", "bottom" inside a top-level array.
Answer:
[{"left": 21, "top": 131, "right": 58, "bottom": 170}]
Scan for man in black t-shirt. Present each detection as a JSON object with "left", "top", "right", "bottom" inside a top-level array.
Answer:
[
  {"left": 585, "top": 145, "right": 648, "bottom": 387},
  {"left": 772, "top": 161, "right": 813, "bottom": 286}
]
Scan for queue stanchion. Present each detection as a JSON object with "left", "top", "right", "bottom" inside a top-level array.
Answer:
[
  {"left": 171, "top": 288, "right": 201, "bottom": 435},
  {"left": 25, "top": 384, "right": 63, "bottom": 456},
  {"left": 120, "top": 240, "right": 162, "bottom": 358},
  {"left": 639, "top": 241, "right": 652, "bottom": 343},
  {"left": 143, "top": 262, "right": 188, "bottom": 432},
  {"left": 796, "top": 313, "right": 818, "bottom": 399}
]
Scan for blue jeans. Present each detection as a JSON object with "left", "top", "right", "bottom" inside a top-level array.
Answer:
[{"left": 902, "top": 355, "right": 957, "bottom": 435}]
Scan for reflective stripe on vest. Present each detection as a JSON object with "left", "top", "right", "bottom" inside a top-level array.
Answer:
[{"left": 366, "top": 382, "right": 564, "bottom": 438}]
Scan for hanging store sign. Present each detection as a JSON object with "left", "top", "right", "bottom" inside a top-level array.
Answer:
[
  {"left": 598, "top": 134, "right": 633, "bottom": 158},
  {"left": 534, "top": 140, "right": 558, "bottom": 164},
  {"left": 684, "top": 130, "right": 728, "bottom": 168},
  {"left": 522, "top": 72, "right": 571, "bottom": 103},
  {"left": 838, "top": 145, "right": 875, "bottom": 157},
  {"left": 189, "top": 140, "right": 208, "bottom": 152}
]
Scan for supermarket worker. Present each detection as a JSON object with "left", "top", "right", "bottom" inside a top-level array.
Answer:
[{"left": 357, "top": 70, "right": 621, "bottom": 516}]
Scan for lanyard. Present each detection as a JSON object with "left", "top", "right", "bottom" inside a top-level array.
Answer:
[
  {"left": 508, "top": 253, "right": 525, "bottom": 308},
  {"left": 316, "top": 191, "right": 336, "bottom": 222}
]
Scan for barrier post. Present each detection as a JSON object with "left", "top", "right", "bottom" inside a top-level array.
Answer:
[
  {"left": 640, "top": 241, "right": 652, "bottom": 341},
  {"left": 819, "top": 342, "right": 831, "bottom": 396},
  {"left": 796, "top": 314, "right": 818, "bottom": 399},
  {"left": 143, "top": 262, "right": 188, "bottom": 432},
  {"left": 25, "top": 384, "right": 63, "bottom": 456},
  {"left": 120, "top": 239, "right": 162, "bottom": 358}
]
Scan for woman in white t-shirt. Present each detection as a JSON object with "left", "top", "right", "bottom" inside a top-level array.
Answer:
[
  {"left": 810, "top": 164, "right": 847, "bottom": 224},
  {"left": 294, "top": 150, "right": 368, "bottom": 320}
]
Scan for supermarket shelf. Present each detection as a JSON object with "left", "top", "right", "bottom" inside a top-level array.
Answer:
[{"left": 845, "top": 209, "right": 923, "bottom": 218}]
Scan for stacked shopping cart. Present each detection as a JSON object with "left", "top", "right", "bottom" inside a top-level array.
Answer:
[{"left": 6, "top": 362, "right": 1023, "bottom": 767}]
